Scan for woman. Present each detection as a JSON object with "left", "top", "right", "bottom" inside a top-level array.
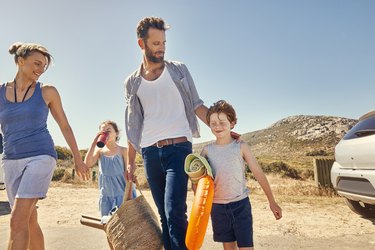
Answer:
[{"left": 0, "top": 42, "right": 90, "bottom": 249}]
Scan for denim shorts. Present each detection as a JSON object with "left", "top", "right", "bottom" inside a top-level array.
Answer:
[
  {"left": 211, "top": 197, "right": 253, "bottom": 247},
  {"left": 2, "top": 155, "right": 56, "bottom": 207}
]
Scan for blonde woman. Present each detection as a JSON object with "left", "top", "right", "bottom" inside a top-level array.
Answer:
[{"left": 0, "top": 42, "right": 90, "bottom": 249}]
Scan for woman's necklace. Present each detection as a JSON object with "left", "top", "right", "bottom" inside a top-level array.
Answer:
[{"left": 14, "top": 79, "right": 33, "bottom": 103}]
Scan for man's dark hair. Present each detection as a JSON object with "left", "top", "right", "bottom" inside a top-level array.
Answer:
[{"left": 137, "top": 16, "right": 169, "bottom": 40}]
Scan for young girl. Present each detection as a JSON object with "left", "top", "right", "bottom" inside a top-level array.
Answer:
[
  {"left": 84, "top": 120, "right": 136, "bottom": 217},
  {"left": 201, "top": 100, "right": 282, "bottom": 250}
]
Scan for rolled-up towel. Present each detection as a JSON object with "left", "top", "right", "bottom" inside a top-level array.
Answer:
[{"left": 184, "top": 154, "right": 214, "bottom": 184}]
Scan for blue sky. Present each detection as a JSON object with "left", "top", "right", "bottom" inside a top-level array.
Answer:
[{"left": 1, "top": 0, "right": 374, "bottom": 149}]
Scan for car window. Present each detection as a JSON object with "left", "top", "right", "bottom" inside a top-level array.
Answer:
[{"left": 344, "top": 115, "right": 375, "bottom": 140}]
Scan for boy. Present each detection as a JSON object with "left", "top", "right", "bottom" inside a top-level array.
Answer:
[{"left": 201, "top": 100, "right": 282, "bottom": 249}]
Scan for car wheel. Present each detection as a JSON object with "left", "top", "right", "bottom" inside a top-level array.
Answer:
[{"left": 345, "top": 199, "right": 375, "bottom": 218}]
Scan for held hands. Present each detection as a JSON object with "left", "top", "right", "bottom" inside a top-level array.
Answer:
[
  {"left": 270, "top": 202, "right": 283, "bottom": 220},
  {"left": 74, "top": 160, "right": 90, "bottom": 181}
]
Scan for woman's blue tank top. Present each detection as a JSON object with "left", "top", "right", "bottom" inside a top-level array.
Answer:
[{"left": 0, "top": 82, "right": 57, "bottom": 159}]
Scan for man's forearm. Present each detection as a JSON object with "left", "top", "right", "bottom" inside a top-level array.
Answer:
[
  {"left": 127, "top": 141, "right": 136, "bottom": 164},
  {"left": 195, "top": 105, "right": 209, "bottom": 126}
]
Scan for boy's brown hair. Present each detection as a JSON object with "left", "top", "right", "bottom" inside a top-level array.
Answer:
[{"left": 206, "top": 100, "right": 237, "bottom": 126}]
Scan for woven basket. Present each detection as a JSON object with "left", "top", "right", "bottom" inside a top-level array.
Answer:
[{"left": 105, "top": 181, "right": 163, "bottom": 250}]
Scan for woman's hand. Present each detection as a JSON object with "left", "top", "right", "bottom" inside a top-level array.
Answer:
[{"left": 74, "top": 161, "right": 90, "bottom": 181}]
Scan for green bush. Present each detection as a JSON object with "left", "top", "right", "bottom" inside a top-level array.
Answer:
[
  {"left": 52, "top": 167, "right": 66, "bottom": 181},
  {"left": 56, "top": 159, "right": 74, "bottom": 169},
  {"left": 260, "top": 161, "right": 301, "bottom": 179},
  {"left": 306, "top": 150, "right": 328, "bottom": 156},
  {"left": 55, "top": 146, "right": 72, "bottom": 160},
  {"left": 301, "top": 169, "right": 314, "bottom": 180},
  {"left": 79, "top": 149, "right": 87, "bottom": 161}
]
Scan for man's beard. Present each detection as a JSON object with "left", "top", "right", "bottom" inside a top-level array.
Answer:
[{"left": 145, "top": 45, "right": 164, "bottom": 63}]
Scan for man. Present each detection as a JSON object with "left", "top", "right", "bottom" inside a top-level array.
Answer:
[{"left": 124, "top": 16, "right": 208, "bottom": 250}]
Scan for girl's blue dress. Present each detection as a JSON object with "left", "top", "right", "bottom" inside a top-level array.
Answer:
[{"left": 98, "top": 153, "right": 136, "bottom": 216}]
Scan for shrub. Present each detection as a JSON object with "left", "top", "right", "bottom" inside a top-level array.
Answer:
[
  {"left": 79, "top": 149, "right": 87, "bottom": 161},
  {"left": 61, "top": 168, "right": 74, "bottom": 182},
  {"left": 52, "top": 167, "right": 66, "bottom": 181},
  {"left": 300, "top": 169, "right": 314, "bottom": 180},
  {"left": 55, "top": 146, "right": 72, "bottom": 160},
  {"left": 259, "top": 161, "right": 301, "bottom": 179},
  {"left": 306, "top": 150, "right": 328, "bottom": 156},
  {"left": 56, "top": 159, "right": 74, "bottom": 169}
]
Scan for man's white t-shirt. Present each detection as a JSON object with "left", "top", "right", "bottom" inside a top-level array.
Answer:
[{"left": 137, "top": 67, "right": 192, "bottom": 147}]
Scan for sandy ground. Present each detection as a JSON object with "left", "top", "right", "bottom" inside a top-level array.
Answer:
[{"left": 1, "top": 182, "right": 375, "bottom": 250}]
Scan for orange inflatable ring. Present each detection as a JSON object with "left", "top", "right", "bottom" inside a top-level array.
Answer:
[{"left": 185, "top": 176, "right": 214, "bottom": 250}]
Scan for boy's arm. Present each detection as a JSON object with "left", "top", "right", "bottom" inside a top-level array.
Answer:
[{"left": 241, "top": 142, "right": 282, "bottom": 220}]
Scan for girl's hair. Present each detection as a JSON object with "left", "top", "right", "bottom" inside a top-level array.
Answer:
[
  {"left": 9, "top": 42, "right": 53, "bottom": 70},
  {"left": 206, "top": 100, "right": 237, "bottom": 125},
  {"left": 100, "top": 120, "right": 120, "bottom": 142}
]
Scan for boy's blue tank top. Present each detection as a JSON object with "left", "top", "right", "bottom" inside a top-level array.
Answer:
[{"left": 0, "top": 82, "right": 57, "bottom": 159}]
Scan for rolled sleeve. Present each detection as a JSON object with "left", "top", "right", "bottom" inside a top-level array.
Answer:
[{"left": 181, "top": 64, "right": 204, "bottom": 110}]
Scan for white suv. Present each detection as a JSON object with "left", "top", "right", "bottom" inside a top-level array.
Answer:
[{"left": 331, "top": 110, "right": 375, "bottom": 218}]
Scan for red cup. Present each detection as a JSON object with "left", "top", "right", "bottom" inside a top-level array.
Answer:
[{"left": 96, "top": 132, "right": 109, "bottom": 148}]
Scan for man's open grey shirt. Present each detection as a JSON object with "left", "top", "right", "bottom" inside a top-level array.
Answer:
[{"left": 125, "top": 60, "right": 204, "bottom": 152}]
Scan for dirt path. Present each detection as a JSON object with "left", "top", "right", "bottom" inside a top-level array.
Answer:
[{"left": 1, "top": 183, "right": 374, "bottom": 249}]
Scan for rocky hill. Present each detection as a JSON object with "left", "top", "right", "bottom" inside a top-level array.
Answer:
[{"left": 194, "top": 115, "right": 358, "bottom": 170}]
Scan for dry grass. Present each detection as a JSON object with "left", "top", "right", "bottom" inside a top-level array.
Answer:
[
  {"left": 51, "top": 168, "right": 98, "bottom": 188},
  {"left": 52, "top": 165, "right": 149, "bottom": 189},
  {"left": 257, "top": 155, "right": 314, "bottom": 172},
  {"left": 53, "top": 168, "right": 341, "bottom": 205},
  {"left": 248, "top": 174, "right": 341, "bottom": 205}
]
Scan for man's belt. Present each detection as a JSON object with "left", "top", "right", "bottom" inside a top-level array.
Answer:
[{"left": 152, "top": 136, "right": 188, "bottom": 148}]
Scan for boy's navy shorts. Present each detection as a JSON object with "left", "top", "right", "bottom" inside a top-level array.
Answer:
[{"left": 211, "top": 197, "right": 253, "bottom": 247}]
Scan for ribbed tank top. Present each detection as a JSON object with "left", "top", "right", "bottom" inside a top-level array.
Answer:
[
  {"left": 0, "top": 82, "right": 57, "bottom": 159},
  {"left": 206, "top": 141, "right": 249, "bottom": 204}
]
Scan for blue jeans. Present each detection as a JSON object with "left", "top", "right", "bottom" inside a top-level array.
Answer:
[{"left": 142, "top": 141, "right": 191, "bottom": 250}]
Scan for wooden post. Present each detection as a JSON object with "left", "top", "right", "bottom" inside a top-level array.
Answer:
[
  {"left": 92, "top": 171, "right": 96, "bottom": 182},
  {"left": 313, "top": 157, "right": 334, "bottom": 188}
]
